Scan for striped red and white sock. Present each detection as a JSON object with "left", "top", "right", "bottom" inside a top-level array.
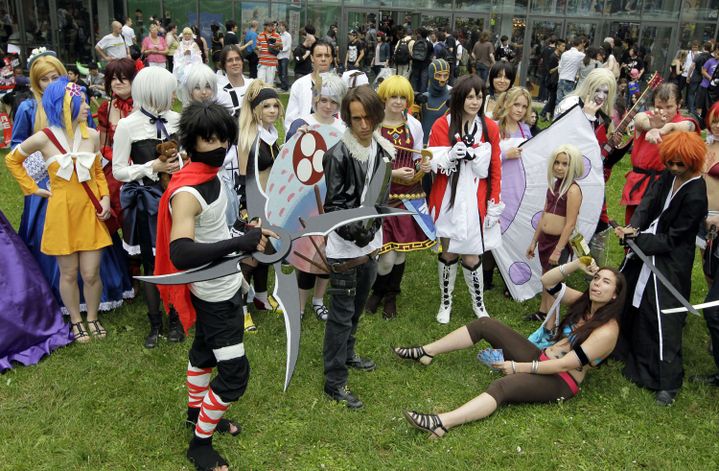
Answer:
[
  {"left": 186, "top": 362, "right": 212, "bottom": 409},
  {"left": 194, "top": 387, "right": 230, "bottom": 439}
]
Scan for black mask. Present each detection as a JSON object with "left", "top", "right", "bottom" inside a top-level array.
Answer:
[{"left": 193, "top": 146, "right": 226, "bottom": 167}]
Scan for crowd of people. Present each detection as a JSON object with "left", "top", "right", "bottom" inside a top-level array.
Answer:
[{"left": 3, "top": 14, "right": 719, "bottom": 471}]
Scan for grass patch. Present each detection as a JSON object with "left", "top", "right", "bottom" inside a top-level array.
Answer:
[{"left": 1, "top": 112, "right": 719, "bottom": 469}]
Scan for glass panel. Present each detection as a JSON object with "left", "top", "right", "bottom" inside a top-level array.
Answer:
[
  {"left": 603, "top": 0, "right": 641, "bottom": 18},
  {"left": 194, "top": 0, "right": 233, "bottom": 52},
  {"left": 566, "top": 0, "right": 606, "bottom": 15},
  {"left": 127, "top": 0, "right": 158, "bottom": 43},
  {"left": 273, "top": 3, "right": 303, "bottom": 52},
  {"left": 681, "top": 0, "right": 719, "bottom": 21},
  {"left": 454, "top": 16, "right": 486, "bottom": 34},
  {"left": 455, "top": 0, "right": 495, "bottom": 13},
  {"left": 239, "top": 2, "right": 270, "bottom": 41},
  {"left": 641, "top": 0, "right": 679, "bottom": 19},
  {"left": 56, "top": 0, "right": 93, "bottom": 64},
  {"left": 530, "top": 0, "right": 567, "bottom": 15},
  {"left": 565, "top": 22, "right": 597, "bottom": 46},
  {"left": 527, "top": 20, "right": 562, "bottom": 97},
  {"left": 606, "top": 20, "right": 640, "bottom": 65},
  {"left": 498, "top": 0, "right": 529, "bottom": 15},
  {"left": 640, "top": 25, "right": 673, "bottom": 74},
  {"left": 10, "top": 0, "right": 50, "bottom": 59},
  {"left": 420, "top": 14, "right": 451, "bottom": 31},
  {"left": 379, "top": 10, "right": 421, "bottom": 35},
  {"left": 679, "top": 22, "right": 716, "bottom": 49},
  {"left": 161, "top": 0, "right": 195, "bottom": 34},
  {"left": 306, "top": 3, "right": 341, "bottom": 49}
]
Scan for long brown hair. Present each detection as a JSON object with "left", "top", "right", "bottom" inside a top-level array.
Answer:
[{"left": 554, "top": 267, "right": 626, "bottom": 346}]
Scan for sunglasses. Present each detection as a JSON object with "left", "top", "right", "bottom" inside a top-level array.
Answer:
[{"left": 666, "top": 161, "right": 686, "bottom": 168}]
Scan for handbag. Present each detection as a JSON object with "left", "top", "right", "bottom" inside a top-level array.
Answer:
[{"left": 527, "top": 284, "right": 566, "bottom": 349}]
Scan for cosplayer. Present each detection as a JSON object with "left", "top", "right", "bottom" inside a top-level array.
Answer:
[
  {"left": 322, "top": 86, "right": 394, "bottom": 409},
  {"left": 484, "top": 62, "right": 515, "bottom": 118},
  {"left": 236, "top": 80, "right": 285, "bottom": 330},
  {"left": 620, "top": 83, "right": 699, "bottom": 224},
  {"left": 154, "top": 101, "right": 271, "bottom": 471},
  {"left": 112, "top": 66, "right": 184, "bottom": 348},
  {"left": 416, "top": 59, "right": 451, "bottom": 145},
  {"left": 395, "top": 258, "right": 624, "bottom": 437},
  {"left": 173, "top": 27, "right": 203, "bottom": 85},
  {"left": 13, "top": 50, "right": 131, "bottom": 314},
  {"left": 483, "top": 86, "right": 533, "bottom": 295},
  {"left": 423, "top": 74, "right": 503, "bottom": 324},
  {"left": 527, "top": 144, "right": 584, "bottom": 320},
  {"left": 556, "top": 68, "right": 620, "bottom": 267},
  {"left": 0, "top": 210, "right": 72, "bottom": 371},
  {"left": 696, "top": 102, "right": 719, "bottom": 387},
  {"left": 365, "top": 75, "right": 434, "bottom": 319},
  {"left": 178, "top": 63, "right": 218, "bottom": 106},
  {"left": 615, "top": 131, "right": 707, "bottom": 406},
  {"left": 284, "top": 40, "right": 334, "bottom": 131},
  {"left": 286, "top": 72, "right": 347, "bottom": 320},
  {"left": 6, "top": 78, "right": 112, "bottom": 342}
]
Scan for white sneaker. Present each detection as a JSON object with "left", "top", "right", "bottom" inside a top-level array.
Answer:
[{"left": 436, "top": 305, "right": 451, "bottom": 324}]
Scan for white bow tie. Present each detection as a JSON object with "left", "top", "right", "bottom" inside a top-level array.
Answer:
[{"left": 54, "top": 152, "right": 96, "bottom": 182}]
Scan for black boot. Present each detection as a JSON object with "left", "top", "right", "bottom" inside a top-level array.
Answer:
[
  {"left": 483, "top": 269, "right": 494, "bottom": 291},
  {"left": 144, "top": 312, "right": 163, "bottom": 349},
  {"left": 167, "top": 308, "right": 186, "bottom": 343},
  {"left": 383, "top": 262, "right": 405, "bottom": 320},
  {"left": 366, "top": 273, "right": 390, "bottom": 314}
]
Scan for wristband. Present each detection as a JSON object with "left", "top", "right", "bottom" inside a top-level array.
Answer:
[
  {"left": 558, "top": 264, "right": 567, "bottom": 277},
  {"left": 511, "top": 361, "right": 516, "bottom": 374}
]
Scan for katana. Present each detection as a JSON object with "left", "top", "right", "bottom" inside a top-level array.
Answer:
[
  {"left": 138, "top": 136, "right": 412, "bottom": 390},
  {"left": 610, "top": 220, "right": 699, "bottom": 316}
]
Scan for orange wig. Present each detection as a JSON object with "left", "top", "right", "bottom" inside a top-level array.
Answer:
[
  {"left": 658, "top": 131, "right": 706, "bottom": 173},
  {"left": 706, "top": 101, "right": 719, "bottom": 130}
]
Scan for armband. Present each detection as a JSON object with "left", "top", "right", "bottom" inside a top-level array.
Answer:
[
  {"left": 546, "top": 282, "right": 564, "bottom": 296},
  {"left": 573, "top": 344, "right": 590, "bottom": 367}
]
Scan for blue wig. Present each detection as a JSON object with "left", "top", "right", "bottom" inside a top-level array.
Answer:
[{"left": 42, "top": 76, "right": 87, "bottom": 129}]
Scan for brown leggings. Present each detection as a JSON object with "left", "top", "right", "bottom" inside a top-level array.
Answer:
[{"left": 466, "top": 317, "right": 577, "bottom": 406}]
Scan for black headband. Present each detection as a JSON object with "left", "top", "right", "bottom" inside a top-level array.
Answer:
[{"left": 251, "top": 88, "right": 279, "bottom": 109}]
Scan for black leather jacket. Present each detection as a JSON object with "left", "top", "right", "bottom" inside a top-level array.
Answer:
[{"left": 323, "top": 134, "right": 392, "bottom": 243}]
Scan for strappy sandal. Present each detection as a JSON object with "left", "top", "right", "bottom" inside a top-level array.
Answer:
[
  {"left": 186, "top": 442, "right": 229, "bottom": 471},
  {"left": 403, "top": 410, "right": 448, "bottom": 438},
  {"left": 186, "top": 416, "right": 242, "bottom": 437},
  {"left": 71, "top": 322, "right": 90, "bottom": 343},
  {"left": 524, "top": 311, "right": 547, "bottom": 322},
  {"left": 87, "top": 320, "right": 107, "bottom": 339},
  {"left": 393, "top": 346, "right": 433, "bottom": 365}
]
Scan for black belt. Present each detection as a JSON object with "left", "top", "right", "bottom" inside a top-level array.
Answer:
[
  {"left": 330, "top": 249, "right": 379, "bottom": 273},
  {"left": 628, "top": 166, "right": 660, "bottom": 200}
]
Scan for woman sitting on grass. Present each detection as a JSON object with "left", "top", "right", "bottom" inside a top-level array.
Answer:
[{"left": 394, "top": 257, "right": 625, "bottom": 438}]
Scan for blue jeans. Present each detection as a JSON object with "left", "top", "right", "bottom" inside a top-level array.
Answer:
[
  {"left": 323, "top": 257, "right": 377, "bottom": 388},
  {"left": 476, "top": 63, "right": 489, "bottom": 82},
  {"left": 556, "top": 79, "right": 575, "bottom": 105},
  {"left": 278, "top": 58, "right": 289, "bottom": 90}
]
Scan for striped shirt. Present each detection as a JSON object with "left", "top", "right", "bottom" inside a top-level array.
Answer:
[{"left": 257, "top": 31, "right": 282, "bottom": 67}]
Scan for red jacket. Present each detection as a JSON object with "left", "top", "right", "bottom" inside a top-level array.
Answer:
[{"left": 428, "top": 115, "right": 502, "bottom": 222}]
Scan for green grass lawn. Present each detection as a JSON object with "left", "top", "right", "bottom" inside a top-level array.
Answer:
[{"left": 1, "top": 117, "right": 718, "bottom": 469}]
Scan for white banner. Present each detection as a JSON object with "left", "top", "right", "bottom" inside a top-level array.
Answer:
[{"left": 493, "top": 105, "right": 604, "bottom": 301}]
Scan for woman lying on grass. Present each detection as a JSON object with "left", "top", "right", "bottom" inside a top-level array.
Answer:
[{"left": 394, "top": 257, "right": 625, "bottom": 438}]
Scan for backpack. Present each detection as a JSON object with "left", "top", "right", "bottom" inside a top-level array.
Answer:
[
  {"left": 434, "top": 41, "right": 447, "bottom": 60},
  {"left": 411, "top": 38, "right": 429, "bottom": 62},
  {"left": 395, "top": 39, "right": 411, "bottom": 65}
]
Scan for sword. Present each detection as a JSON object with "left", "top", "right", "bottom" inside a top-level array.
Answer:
[
  {"left": 662, "top": 300, "right": 717, "bottom": 314},
  {"left": 610, "top": 220, "right": 699, "bottom": 316}
]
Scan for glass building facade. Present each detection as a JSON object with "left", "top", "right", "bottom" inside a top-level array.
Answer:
[{"left": 2, "top": 0, "right": 717, "bottom": 85}]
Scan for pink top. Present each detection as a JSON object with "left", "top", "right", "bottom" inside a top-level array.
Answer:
[{"left": 142, "top": 36, "right": 167, "bottom": 64}]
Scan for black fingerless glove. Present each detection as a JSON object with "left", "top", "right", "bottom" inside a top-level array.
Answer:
[{"left": 169, "top": 229, "right": 262, "bottom": 270}]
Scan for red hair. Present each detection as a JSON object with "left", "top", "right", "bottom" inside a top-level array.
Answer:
[
  {"left": 659, "top": 131, "right": 706, "bottom": 173},
  {"left": 706, "top": 101, "right": 719, "bottom": 130}
]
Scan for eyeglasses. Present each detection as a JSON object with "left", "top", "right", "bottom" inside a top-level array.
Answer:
[{"left": 666, "top": 161, "right": 686, "bottom": 168}]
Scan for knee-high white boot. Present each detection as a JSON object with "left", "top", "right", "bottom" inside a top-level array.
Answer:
[
  {"left": 437, "top": 257, "right": 458, "bottom": 324},
  {"left": 462, "top": 261, "right": 489, "bottom": 318}
]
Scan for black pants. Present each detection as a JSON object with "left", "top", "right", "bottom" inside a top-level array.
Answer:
[
  {"left": 323, "top": 257, "right": 377, "bottom": 389},
  {"left": 247, "top": 52, "right": 259, "bottom": 79},
  {"left": 704, "top": 273, "right": 719, "bottom": 372},
  {"left": 189, "top": 289, "right": 250, "bottom": 403}
]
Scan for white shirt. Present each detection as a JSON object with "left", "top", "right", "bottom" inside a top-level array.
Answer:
[
  {"left": 558, "top": 47, "right": 585, "bottom": 82},
  {"left": 285, "top": 73, "right": 314, "bottom": 132},
  {"left": 682, "top": 50, "right": 695, "bottom": 78},
  {"left": 112, "top": 109, "right": 181, "bottom": 182},
  {"left": 217, "top": 77, "right": 254, "bottom": 117},
  {"left": 96, "top": 33, "right": 128, "bottom": 59},
  {"left": 325, "top": 138, "right": 383, "bottom": 259},
  {"left": 278, "top": 31, "right": 292, "bottom": 60},
  {"left": 121, "top": 24, "right": 136, "bottom": 46}
]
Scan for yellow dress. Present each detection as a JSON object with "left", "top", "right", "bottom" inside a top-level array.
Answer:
[{"left": 5, "top": 127, "right": 111, "bottom": 256}]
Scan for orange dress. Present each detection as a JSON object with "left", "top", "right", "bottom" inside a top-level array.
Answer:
[{"left": 5, "top": 127, "right": 111, "bottom": 255}]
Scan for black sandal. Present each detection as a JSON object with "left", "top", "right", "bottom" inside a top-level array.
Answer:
[
  {"left": 71, "top": 322, "right": 90, "bottom": 343},
  {"left": 524, "top": 311, "right": 547, "bottom": 322},
  {"left": 393, "top": 346, "right": 433, "bottom": 365},
  {"left": 186, "top": 414, "right": 241, "bottom": 437},
  {"left": 187, "top": 441, "right": 229, "bottom": 471},
  {"left": 403, "top": 410, "right": 448, "bottom": 438},
  {"left": 87, "top": 320, "right": 107, "bottom": 338}
]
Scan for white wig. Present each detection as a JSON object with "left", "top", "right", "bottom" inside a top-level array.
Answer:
[
  {"left": 313, "top": 72, "right": 347, "bottom": 107},
  {"left": 131, "top": 66, "right": 177, "bottom": 113},
  {"left": 570, "top": 68, "right": 616, "bottom": 117},
  {"left": 179, "top": 63, "right": 218, "bottom": 105}
]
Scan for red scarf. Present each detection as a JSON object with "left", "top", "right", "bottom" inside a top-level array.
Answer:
[
  {"left": 155, "top": 161, "right": 221, "bottom": 332},
  {"left": 113, "top": 95, "right": 134, "bottom": 116}
]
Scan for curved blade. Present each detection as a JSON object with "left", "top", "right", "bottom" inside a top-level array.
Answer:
[
  {"left": 136, "top": 255, "right": 249, "bottom": 285},
  {"left": 297, "top": 205, "right": 413, "bottom": 238},
  {"left": 269, "top": 262, "right": 302, "bottom": 391},
  {"left": 245, "top": 135, "right": 268, "bottom": 222}
]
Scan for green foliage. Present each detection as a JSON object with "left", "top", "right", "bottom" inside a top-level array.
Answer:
[{"left": 1, "top": 126, "right": 718, "bottom": 469}]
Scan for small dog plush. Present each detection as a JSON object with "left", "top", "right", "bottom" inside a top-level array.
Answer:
[{"left": 155, "top": 140, "right": 188, "bottom": 189}]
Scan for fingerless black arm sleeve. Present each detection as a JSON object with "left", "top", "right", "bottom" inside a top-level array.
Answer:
[{"left": 169, "top": 228, "right": 262, "bottom": 270}]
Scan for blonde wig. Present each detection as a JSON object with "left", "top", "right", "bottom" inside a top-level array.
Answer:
[
  {"left": 493, "top": 86, "right": 532, "bottom": 138},
  {"left": 29, "top": 55, "right": 67, "bottom": 132},
  {"left": 547, "top": 144, "right": 584, "bottom": 199},
  {"left": 570, "top": 68, "right": 616, "bottom": 117},
  {"left": 376, "top": 74, "right": 414, "bottom": 110},
  {"left": 237, "top": 80, "right": 284, "bottom": 174}
]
